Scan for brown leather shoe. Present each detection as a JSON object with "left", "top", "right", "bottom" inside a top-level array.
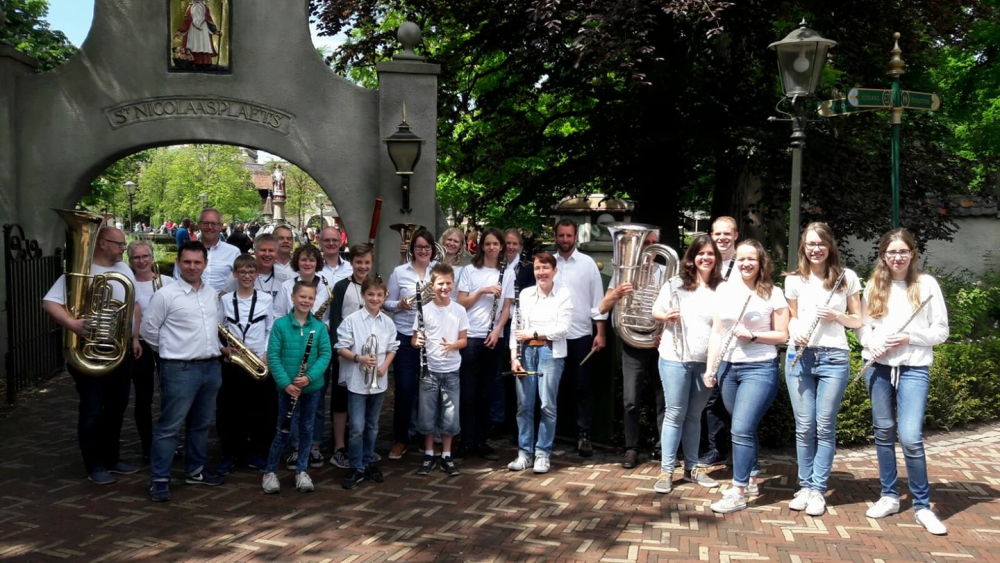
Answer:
[
  {"left": 622, "top": 449, "right": 638, "bottom": 469},
  {"left": 388, "top": 443, "right": 407, "bottom": 460}
]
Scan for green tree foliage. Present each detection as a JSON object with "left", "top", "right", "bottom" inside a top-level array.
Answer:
[
  {"left": 80, "top": 151, "right": 153, "bottom": 219},
  {"left": 0, "top": 0, "right": 76, "bottom": 71},
  {"left": 133, "top": 145, "right": 260, "bottom": 226}
]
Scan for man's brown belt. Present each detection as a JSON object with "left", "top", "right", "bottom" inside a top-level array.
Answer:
[{"left": 526, "top": 339, "right": 552, "bottom": 347}]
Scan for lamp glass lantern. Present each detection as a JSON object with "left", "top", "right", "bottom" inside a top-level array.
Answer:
[
  {"left": 768, "top": 22, "right": 837, "bottom": 98},
  {"left": 383, "top": 105, "right": 424, "bottom": 213},
  {"left": 124, "top": 180, "right": 137, "bottom": 232},
  {"left": 199, "top": 193, "right": 208, "bottom": 208}
]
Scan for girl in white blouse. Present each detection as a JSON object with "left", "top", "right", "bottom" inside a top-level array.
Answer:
[
  {"left": 783, "top": 223, "right": 862, "bottom": 516},
  {"left": 704, "top": 240, "right": 789, "bottom": 514},
  {"left": 858, "top": 228, "right": 949, "bottom": 535}
]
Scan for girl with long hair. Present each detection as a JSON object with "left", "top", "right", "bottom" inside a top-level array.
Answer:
[{"left": 858, "top": 228, "right": 949, "bottom": 535}]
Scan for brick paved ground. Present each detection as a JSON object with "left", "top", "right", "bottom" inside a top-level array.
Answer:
[{"left": 2, "top": 373, "right": 999, "bottom": 562}]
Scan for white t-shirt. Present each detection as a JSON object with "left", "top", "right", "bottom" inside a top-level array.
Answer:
[
  {"left": 44, "top": 261, "right": 137, "bottom": 307},
  {"left": 458, "top": 264, "right": 515, "bottom": 338},
  {"left": 412, "top": 300, "right": 470, "bottom": 373},
  {"left": 784, "top": 269, "right": 861, "bottom": 350},
  {"left": 651, "top": 277, "right": 716, "bottom": 363},
  {"left": 272, "top": 276, "right": 332, "bottom": 321},
  {"left": 858, "top": 274, "right": 949, "bottom": 367},
  {"left": 135, "top": 275, "right": 176, "bottom": 313},
  {"left": 715, "top": 282, "right": 788, "bottom": 363}
]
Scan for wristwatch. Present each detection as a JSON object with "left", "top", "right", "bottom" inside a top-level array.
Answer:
[
  {"left": 353, "top": 354, "right": 360, "bottom": 364},
  {"left": 750, "top": 332, "right": 758, "bottom": 342}
]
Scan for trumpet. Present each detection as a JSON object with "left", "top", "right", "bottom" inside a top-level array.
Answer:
[
  {"left": 218, "top": 323, "right": 269, "bottom": 380},
  {"left": 361, "top": 333, "right": 380, "bottom": 389}
]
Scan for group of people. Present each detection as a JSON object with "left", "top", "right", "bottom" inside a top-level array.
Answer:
[{"left": 42, "top": 209, "right": 950, "bottom": 535}]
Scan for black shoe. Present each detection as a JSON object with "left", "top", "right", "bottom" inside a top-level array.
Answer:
[
  {"left": 440, "top": 456, "right": 460, "bottom": 476},
  {"left": 622, "top": 449, "right": 638, "bottom": 469},
  {"left": 697, "top": 449, "right": 727, "bottom": 467},
  {"left": 454, "top": 445, "right": 473, "bottom": 461},
  {"left": 185, "top": 471, "right": 224, "bottom": 486},
  {"left": 578, "top": 436, "right": 594, "bottom": 458},
  {"left": 309, "top": 449, "right": 325, "bottom": 468},
  {"left": 417, "top": 455, "right": 436, "bottom": 476},
  {"left": 364, "top": 464, "right": 384, "bottom": 483},
  {"left": 342, "top": 469, "right": 366, "bottom": 490},
  {"left": 476, "top": 443, "right": 499, "bottom": 461},
  {"left": 149, "top": 481, "right": 170, "bottom": 502}
]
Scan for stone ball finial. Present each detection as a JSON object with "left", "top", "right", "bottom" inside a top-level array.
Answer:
[{"left": 395, "top": 22, "right": 425, "bottom": 61}]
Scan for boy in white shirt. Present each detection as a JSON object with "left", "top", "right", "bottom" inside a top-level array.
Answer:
[
  {"left": 217, "top": 255, "right": 275, "bottom": 474},
  {"left": 413, "top": 264, "right": 469, "bottom": 476},
  {"left": 335, "top": 277, "right": 399, "bottom": 489}
]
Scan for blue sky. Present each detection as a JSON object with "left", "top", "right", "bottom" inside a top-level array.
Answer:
[{"left": 45, "top": 0, "right": 341, "bottom": 51}]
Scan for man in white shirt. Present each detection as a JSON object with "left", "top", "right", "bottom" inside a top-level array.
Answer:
[
  {"left": 221, "top": 234, "right": 290, "bottom": 298},
  {"left": 142, "top": 241, "right": 226, "bottom": 502},
  {"left": 700, "top": 216, "right": 740, "bottom": 467},
  {"left": 173, "top": 208, "right": 240, "bottom": 293},
  {"left": 320, "top": 226, "right": 352, "bottom": 285},
  {"left": 598, "top": 229, "right": 666, "bottom": 469},
  {"left": 42, "top": 225, "right": 142, "bottom": 485},
  {"left": 273, "top": 225, "right": 296, "bottom": 278},
  {"left": 551, "top": 219, "right": 608, "bottom": 457}
]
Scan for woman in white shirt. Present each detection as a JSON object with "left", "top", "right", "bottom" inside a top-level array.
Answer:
[
  {"left": 858, "top": 228, "right": 949, "bottom": 535},
  {"left": 272, "top": 244, "right": 330, "bottom": 320},
  {"left": 704, "top": 240, "right": 789, "bottom": 514},
  {"left": 127, "top": 240, "right": 175, "bottom": 462},
  {"left": 384, "top": 228, "right": 438, "bottom": 459},
  {"left": 457, "top": 227, "right": 513, "bottom": 460},
  {"left": 649, "top": 234, "right": 724, "bottom": 494},
  {"left": 507, "top": 252, "right": 572, "bottom": 474},
  {"left": 783, "top": 223, "right": 862, "bottom": 517}
]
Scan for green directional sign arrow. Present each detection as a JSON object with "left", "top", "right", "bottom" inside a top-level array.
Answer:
[
  {"left": 901, "top": 91, "right": 941, "bottom": 110},
  {"left": 817, "top": 98, "right": 880, "bottom": 117},
  {"left": 848, "top": 87, "right": 893, "bottom": 108}
]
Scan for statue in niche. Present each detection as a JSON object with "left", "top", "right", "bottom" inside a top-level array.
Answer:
[
  {"left": 170, "top": 0, "right": 230, "bottom": 72},
  {"left": 272, "top": 165, "right": 286, "bottom": 203}
]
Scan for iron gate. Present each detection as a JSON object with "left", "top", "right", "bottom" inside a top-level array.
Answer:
[{"left": 3, "top": 224, "right": 64, "bottom": 404}]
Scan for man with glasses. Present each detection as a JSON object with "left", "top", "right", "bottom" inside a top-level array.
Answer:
[
  {"left": 174, "top": 208, "right": 240, "bottom": 294},
  {"left": 43, "top": 226, "right": 143, "bottom": 485},
  {"left": 222, "top": 234, "right": 290, "bottom": 299},
  {"left": 272, "top": 225, "right": 296, "bottom": 278},
  {"left": 320, "top": 226, "right": 352, "bottom": 285}
]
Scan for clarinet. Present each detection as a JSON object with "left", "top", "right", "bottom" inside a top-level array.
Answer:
[
  {"left": 790, "top": 270, "right": 847, "bottom": 370},
  {"left": 513, "top": 261, "right": 524, "bottom": 361},
  {"left": 279, "top": 330, "right": 316, "bottom": 434},
  {"left": 705, "top": 294, "right": 753, "bottom": 387},
  {"left": 415, "top": 281, "right": 431, "bottom": 382},
  {"left": 486, "top": 256, "right": 507, "bottom": 335}
]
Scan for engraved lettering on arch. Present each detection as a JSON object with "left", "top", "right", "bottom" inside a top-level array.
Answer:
[{"left": 104, "top": 96, "right": 294, "bottom": 135}]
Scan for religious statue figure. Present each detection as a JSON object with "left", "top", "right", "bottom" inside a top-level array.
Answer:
[
  {"left": 272, "top": 164, "right": 286, "bottom": 203},
  {"left": 175, "top": 0, "right": 223, "bottom": 69}
]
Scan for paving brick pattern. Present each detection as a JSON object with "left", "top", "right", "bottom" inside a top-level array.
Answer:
[{"left": 2, "top": 373, "right": 999, "bottom": 562}]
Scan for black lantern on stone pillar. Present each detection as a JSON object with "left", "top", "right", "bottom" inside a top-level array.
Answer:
[
  {"left": 768, "top": 20, "right": 836, "bottom": 270},
  {"left": 383, "top": 104, "right": 424, "bottom": 214}
]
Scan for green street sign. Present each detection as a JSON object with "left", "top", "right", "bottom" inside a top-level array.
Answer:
[
  {"left": 848, "top": 88, "right": 893, "bottom": 108},
  {"left": 901, "top": 91, "right": 941, "bottom": 111},
  {"left": 818, "top": 98, "right": 879, "bottom": 117}
]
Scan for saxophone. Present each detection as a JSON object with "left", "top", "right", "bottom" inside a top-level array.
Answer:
[
  {"left": 218, "top": 323, "right": 269, "bottom": 381},
  {"left": 313, "top": 275, "right": 334, "bottom": 320}
]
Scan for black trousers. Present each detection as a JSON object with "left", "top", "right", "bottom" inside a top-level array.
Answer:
[
  {"left": 459, "top": 337, "right": 500, "bottom": 447},
  {"left": 701, "top": 386, "right": 731, "bottom": 456},
  {"left": 69, "top": 357, "right": 132, "bottom": 473},
  {"left": 133, "top": 340, "right": 157, "bottom": 458},
  {"left": 622, "top": 345, "right": 664, "bottom": 450},
  {"left": 216, "top": 362, "right": 278, "bottom": 460}
]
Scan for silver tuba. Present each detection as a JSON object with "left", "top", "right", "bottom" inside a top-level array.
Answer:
[
  {"left": 361, "top": 333, "right": 380, "bottom": 389},
  {"left": 607, "top": 223, "right": 679, "bottom": 349}
]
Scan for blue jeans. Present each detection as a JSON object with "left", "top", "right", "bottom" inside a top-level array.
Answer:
[
  {"left": 150, "top": 359, "right": 222, "bottom": 482},
  {"left": 417, "top": 370, "right": 460, "bottom": 436},
  {"left": 719, "top": 359, "right": 779, "bottom": 487},
  {"left": 515, "top": 345, "right": 564, "bottom": 458},
  {"left": 785, "top": 347, "right": 850, "bottom": 493},
  {"left": 658, "top": 359, "right": 712, "bottom": 473},
  {"left": 866, "top": 364, "right": 931, "bottom": 511},
  {"left": 348, "top": 391, "right": 385, "bottom": 470},
  {"left": 266, "top": 390, "right": 320, "bottom": 473},
  {"left": 392, "top": 333, "right": 420, "bottom": 443}
]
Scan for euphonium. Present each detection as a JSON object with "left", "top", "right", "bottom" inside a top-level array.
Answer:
[
  {"left": 55, "top": 209, "right": 136, "bottom": 376},
  {"left": 218, "top": 323, "right": 269, "bottom": 381},
  {"left": 607, "top": 223, "right": 679, "bottom": 349},
  {"left": 361, "top": 333, "right": 380, "bottom": 389}
]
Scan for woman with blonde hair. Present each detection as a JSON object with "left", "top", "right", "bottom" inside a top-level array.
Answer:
[
  {"left": 858, "top": 228, "right": 949, "bottom": 535},
  {"left": 439, "top": 227, "right": 471, "bottom": 268},
  {"left": 783, "top": 222, "right": 862, "bottom": 516}
]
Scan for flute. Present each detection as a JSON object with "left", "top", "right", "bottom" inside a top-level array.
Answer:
[
  {"left": 853, "top": 297, "right": 932, "bottom": 383},
  {"left": 705, "top": 294, "right": 753, "bottom": 387},
  {"left": 279, "top": 330, "right": 316, "bottom": 434},
  {"left": 790, "top": 270, "right": 847, "bottom": 370}
]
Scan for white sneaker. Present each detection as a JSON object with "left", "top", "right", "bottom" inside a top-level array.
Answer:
[
  {"left": 507, "top": 452, "right": 532, "bottom": 471},
  {"left": 710, "top": 489, "right": 747, "bottom": 514},
  {"left": 866, "top": 496, "right": 900, "bottom": 518},
  {"left": 684, "top": 469, "right": 719, "bottom": 488},
  {"left": 805, "top": 490, "right": 826, "bottom": 516},
  {"left": 533, "top": 456, "right": 551, "bottom": 474},
  {"left": 262, "top": 472, "right": 280, "bottom": 494},
  {"left": 745, "top": 482, "right": 759, "bottom": 497},
  {"left": 788, "top": 488, "right": 810, "bottom": 511},
  {"left": 653, "top": 472, "right": 673, "bottom": 494},
  {"left": 915, "top": 509, "right": 947, "bottom": 535},
  {"left": 295, "top": 472, "right": 314, "bottom": 493}
]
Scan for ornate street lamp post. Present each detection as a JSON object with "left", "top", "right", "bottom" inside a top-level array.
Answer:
[
  {"left": 124, "top": 180, "right": 137, "bottom": 233},
  {"left": 769, "top": 21, "right": 836, "bottom": 270},
  {"left": 383, "top": 104, "right": 424, "bottom": 214}
]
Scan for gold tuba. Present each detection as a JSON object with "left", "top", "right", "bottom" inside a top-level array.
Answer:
[
  {"left": 55, "top": 209, "right": 136, "bottom": 375},
  {"left": 218, "top": 323, "right": 269, "bottom": 381},
  {"left": 607, "top": 223, "right": 679, "bottom": 349}
]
